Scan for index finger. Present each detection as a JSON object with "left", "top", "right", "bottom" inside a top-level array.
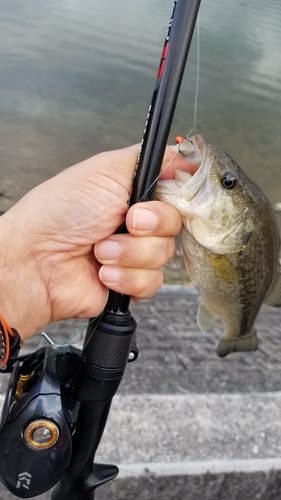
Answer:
[{"left": 113, "top": 143, "right": 198, "bottom": 183}]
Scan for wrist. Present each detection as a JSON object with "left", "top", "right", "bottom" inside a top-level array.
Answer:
[{"left": 0, "top": 213, "right": 50, "bottom": 341}]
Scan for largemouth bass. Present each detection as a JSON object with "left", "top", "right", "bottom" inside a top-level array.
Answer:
[{"left": 156, "top": 135, "right": 281, "bottom": 357}]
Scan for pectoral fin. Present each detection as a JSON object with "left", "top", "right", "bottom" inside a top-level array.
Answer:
[
  {"left": 197, "top": 300, "right": 217, "bottom": 332},
  {"left": 264, "top": 270, "right": 281, "bottom": 308},
  {"left": 217, "top": 330, "right": 258, "bottom": 358},
  {"left": 208, "top": 254, "right": 237, "bottom": 284}
]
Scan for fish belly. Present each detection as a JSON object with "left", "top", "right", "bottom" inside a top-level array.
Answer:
[{"left": 180, "top": 226, "right": 242, "bottom": 339}]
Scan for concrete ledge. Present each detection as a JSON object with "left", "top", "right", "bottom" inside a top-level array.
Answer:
[
  {"left": 117, "top": 458, "right": 281, "bottom": 477},
  {"left": 1, "top": 392, "right": 281, "bottom": 466},
  {"left": 1, "top": 391, "right": 281, "bottom": 499},
  {"left": 95, "top": 393, "right": 281, "bottom": 464},
  {"left": 96, "top": 469, "right": 281, "bottom": 500},
  {"left": 0, "top": 284, "right": 280, "bottom": 499},
  {"left": 157, "top": 283, "right": 199, "bottom": 295}
]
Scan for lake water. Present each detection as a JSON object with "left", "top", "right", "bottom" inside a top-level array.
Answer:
[{"left": 0, "top": 0, "right": 281, "bottom": 225}]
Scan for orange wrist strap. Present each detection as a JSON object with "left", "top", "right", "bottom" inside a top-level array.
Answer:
[{"left": 0, "top": 315, "right": 22, "bottom": 367}]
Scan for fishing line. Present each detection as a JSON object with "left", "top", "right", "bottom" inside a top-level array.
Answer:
[
  {"left": 173, "top": 12, "right": 201, "bottom": 142},
  {"left": 33, "top": 312, "right": 104, "bottom": 372},
  {"left": 184, "top": 127, "right": 197, "bottom": 138},
  {"left": 137, "top": 149, "right": 179, "bottom": 202},
  {"left": 185, "top": 12, "right": 200, "bottom": 137},
  {"left": 33, "top": 10, "right": 204, "bottom": 361},
  {"left": 135, "top": 13, "right": 201, "bottom": 204},
  {"left": 79, "top": 287, "right": 110, "bottom": 351},
  {"left": 35, "top": 287, "right": 110, "bottom": 373},
  {"left": 193, "top": 10, "right": 200, "bottom": 132}
]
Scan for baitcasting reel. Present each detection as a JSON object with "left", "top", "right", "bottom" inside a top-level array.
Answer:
[
  {"left": 0, "top": 317, "right": 138, "bottom": 499},
  {"left": 0, "top": 345, "right": 79, "bottom": 497}
]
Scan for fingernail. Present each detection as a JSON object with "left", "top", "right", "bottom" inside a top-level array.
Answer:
[
  {"left": 133, "top": 208, "right": 157, "bottom": 231},
  {"left": 95, "top": 240, "right": 120, "bottom": 260},
  {"left": 99, "top": 266, "right": 120, "bottom": 283}
]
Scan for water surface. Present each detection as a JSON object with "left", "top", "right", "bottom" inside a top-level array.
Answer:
[{"left": 0, "top": 0, "right": 280, "bottom": 218}]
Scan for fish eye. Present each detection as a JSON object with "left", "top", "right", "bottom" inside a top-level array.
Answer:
[{"left": 221, "top": 172, "right": 237, "bottom": 190}]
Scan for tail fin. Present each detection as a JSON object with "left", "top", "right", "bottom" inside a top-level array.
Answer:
[{"left": 217, "top": 330, "right": 258, "bottom": 358}]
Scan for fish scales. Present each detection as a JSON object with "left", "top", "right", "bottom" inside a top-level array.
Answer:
[{"left": 156, "top": 135, "right": 280, "bottom": 357}]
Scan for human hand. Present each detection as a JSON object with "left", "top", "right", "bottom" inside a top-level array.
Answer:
[{"left": 0, "top": 144, "right": 197, "bottom": 340}]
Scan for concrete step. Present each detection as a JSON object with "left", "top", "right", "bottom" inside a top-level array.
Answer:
[
  {"left": 96, "top": 392, "right": 281, "bottom": 499},
  {"left": 1, "top": 392, "right": 281, "bottom": 500},
  {"left": 0, "top": 285, "right": 280, "bottom": 499},
  {"left": 2, "top": 284, "right": 279, "bottom": 396},
  {"left": 99, "top": 393, "right": 281, "bottom": 464},
  {"left": 1, "top": 392, "right": 281, "bottom": 499}
]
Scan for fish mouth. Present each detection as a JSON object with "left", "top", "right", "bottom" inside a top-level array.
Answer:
[
  {"left": 178, "top": 135, "right": 210, "bottom": 200},
  {"left": 157, "top": 134, "right": 210, "bottom": 202}
]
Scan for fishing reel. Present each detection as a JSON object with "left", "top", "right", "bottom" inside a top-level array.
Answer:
[
  {"left": 0, "top": 344, "right": 80, "bottom": 497},
  {"left": 0, "top": 322, "right": 138, "bottom": 499}
]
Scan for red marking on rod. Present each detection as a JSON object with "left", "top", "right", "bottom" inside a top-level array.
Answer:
[
  {"left": 162, "top": 43, "right": 169, "bottom": 59},
  {"left": 156, "top": 43, "right": 169, "bottom": 80}
]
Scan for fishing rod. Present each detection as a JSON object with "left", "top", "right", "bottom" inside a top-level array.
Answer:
[{"left": 0, "top": 0, "right": 201, "bottom": 498}]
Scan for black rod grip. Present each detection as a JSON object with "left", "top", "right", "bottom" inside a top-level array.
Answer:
[{"left": 82, "top": 312, "right": 136, "bottom": 370}]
